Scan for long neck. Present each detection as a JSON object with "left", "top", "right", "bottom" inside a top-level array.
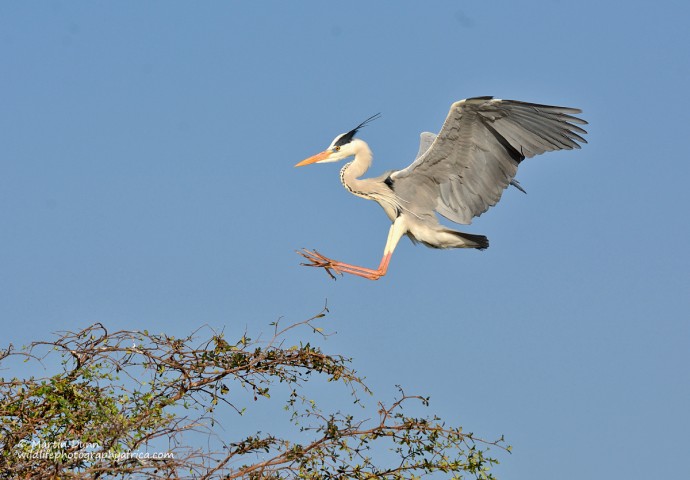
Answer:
[{"left": 339, "top": 139, "right": 373, "bottom": 198}]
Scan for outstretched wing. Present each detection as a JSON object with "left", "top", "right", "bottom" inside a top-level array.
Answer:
[
  {"left": 392, "top": 97, "right": 587, "bottom": 224},
  {"left": 415, "top": 130, "right": 528, "bottom": 194}
]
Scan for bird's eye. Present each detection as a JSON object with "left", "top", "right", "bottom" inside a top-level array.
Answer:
[{"left": 334, "top": 146, "right": 341, "bottom": 152}]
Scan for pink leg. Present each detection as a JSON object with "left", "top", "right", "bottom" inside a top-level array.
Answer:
[
  {"left": 298, "top": 218, "right": 406, "bottom": 281},
  {"left": 298, "top": 249, "right": 391, "bottom": 280}
]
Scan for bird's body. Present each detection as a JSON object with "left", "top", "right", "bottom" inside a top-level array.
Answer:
[
  {"left": 296, "top": 96, "right": 587, "bottom": 280},
  {"left": 338, "top": 139, "right": 489, "bottom": 250}
]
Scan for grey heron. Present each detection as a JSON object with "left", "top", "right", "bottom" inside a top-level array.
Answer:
[{"left": 296, "top": 96, "right": 587, "bottom": 280}]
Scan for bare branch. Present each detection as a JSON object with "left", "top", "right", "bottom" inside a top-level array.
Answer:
[{"left": 0, "top": 309, "right": 508, "bottom": 479}]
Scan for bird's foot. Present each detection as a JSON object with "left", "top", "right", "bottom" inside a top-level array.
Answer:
[
  {"left": 297, "top": 249, "right": 386, "bottom": 281},
  {"left": 297, "top": 249, "right": 342, "bottom": 280}
]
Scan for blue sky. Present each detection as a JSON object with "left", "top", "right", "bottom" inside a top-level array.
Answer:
[{"left": 2, "top": 1, "right": 689, "bottom": 478}]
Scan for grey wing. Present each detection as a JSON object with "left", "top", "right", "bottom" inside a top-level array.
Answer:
[
  {"left": 392, "top": 96, "right": 587, "bottom": 224},
  {"left": 415, "top": 132, "right": 437, "bottom": 159},
  {"left": 417, "top": 130, "right": 526, "bottom": 194}
]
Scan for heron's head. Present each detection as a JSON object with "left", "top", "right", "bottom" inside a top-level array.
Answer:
[{"left": 295, "top": 113, "right": 380, "bottom": 167}]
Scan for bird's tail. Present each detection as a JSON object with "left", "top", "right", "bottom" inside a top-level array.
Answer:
[
  {"left": 446, "top": 229, "right": 489, "bottom": 250},
  {"left": 408, "top": 227, "right": 489, "bottom": 250}
]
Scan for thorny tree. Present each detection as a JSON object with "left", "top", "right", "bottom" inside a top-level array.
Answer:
[{"left": 0, "top": 307, "right": 509, "bottom": 478}]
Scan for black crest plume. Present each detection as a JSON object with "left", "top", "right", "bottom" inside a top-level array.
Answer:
[{"left": 334, "top": 113, "right": 381, "bottom": 147}]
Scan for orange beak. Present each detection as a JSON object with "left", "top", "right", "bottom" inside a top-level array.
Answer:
[{"left": 295, "top": 150, "right": 330, "bottom": 167}]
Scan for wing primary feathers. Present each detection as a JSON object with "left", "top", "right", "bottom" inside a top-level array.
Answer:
[{"left": 481, "top": 119, "right": 526, "bottom": 164}]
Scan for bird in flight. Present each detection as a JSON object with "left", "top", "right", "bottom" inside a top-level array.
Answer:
[{"left": 295, "top": 96, "right": 587, "bottom": 280}]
